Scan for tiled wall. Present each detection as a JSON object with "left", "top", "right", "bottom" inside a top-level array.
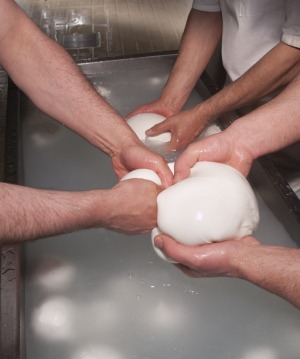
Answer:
[{"left": 16, "top": 0, "right": 192, "bottom": 61}]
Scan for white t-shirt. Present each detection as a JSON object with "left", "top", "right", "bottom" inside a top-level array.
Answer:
[{"left": 192, "top": 0, "right": 300, "bottom": 81}]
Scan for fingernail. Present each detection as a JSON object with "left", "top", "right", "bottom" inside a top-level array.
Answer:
[{"left": 154, "top": 236, "right": 163, "bottom": 249}]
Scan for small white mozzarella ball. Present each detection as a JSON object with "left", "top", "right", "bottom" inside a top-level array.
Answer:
[
  {"left": 120, "top": 169, "right": 162, "bottom": 185},
  {"left": 127, "top": 113, "right": 171, "bottom": 145},
  {"left": 199, "top": 123, "right": 222, "bottom": 139}
]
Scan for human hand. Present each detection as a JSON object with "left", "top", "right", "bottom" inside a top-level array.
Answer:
[
  {"left": 173, "top": 130, "right": 256, "bottom": 183},
  {"left": 105, "top": 179, "right": 163, "bottom": 234},
  {"left": 111, "top": 142, "right": 173, "bottom": 188},
  {"left": 154, "top": 234, "right": 260, "bottom": 277},
  {"left": 146, "top": 108, "right": 208, "bottom": 151},
  {"left": 125, "top": 100, "right": 177, "bottom": 120}
]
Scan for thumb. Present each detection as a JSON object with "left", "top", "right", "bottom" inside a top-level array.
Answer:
[
  {"left": 173, "top": 150, "right": 198, "bottom": 183},
  {"left": 146, "top": 121, "right": 170, "bottom": 137}
]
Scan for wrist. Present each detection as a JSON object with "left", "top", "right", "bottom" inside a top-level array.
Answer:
[
  {"left": 87, "top": 115, "right": 140, "bottom": 158},
  {"left": 93, "top": 185, "right": 125, "bottom": 231},
  {"left": 231, "top": 240, "right": 264, "bottom": 280},
  {"left": 224, "top": 121, "right": 258, "bottom": 162},
  {"left": 194, "top": 102, "right": 215, "bottom": 126},
  {"left": 84, "top": 189, "right": 115, "bottom": 229},
  {"left": 159, "top": 88, "right": 188, "bottom": 114}
]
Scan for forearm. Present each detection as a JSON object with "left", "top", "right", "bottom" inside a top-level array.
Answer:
[
  {"left": 224, "top": 72, "right": 300, "bottom": 160},
  {"left": 236, "top": 244, "right": 300, "bottom": 308},
  {"left": 0, "top": 1, "right": 138, "bottom": 157},
  {"left": 0, "top": 183, "right": 110, "bottom": 243},
  {"left": 197, "top": 42, "right": 300, "bottom": 119},
  {"left": 159, "top": 9, "right": 222, "bottom": 112}
]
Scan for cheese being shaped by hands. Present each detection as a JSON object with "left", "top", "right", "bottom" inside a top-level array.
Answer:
[
  {"left": 121, "top": 161, "right": 259, "bottom": 263},
  {"left": 126, "top": 113, "right": 171, "bottom": 146},
  {"left": 120, "top": 168, "right": 162, "bottom": 186},
  {"left": 157, "top": 162, "right": 259, "bottom": 245}
]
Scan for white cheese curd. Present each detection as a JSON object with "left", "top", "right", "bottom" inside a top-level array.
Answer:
[
  {"left": 199, "top": 123, "right": 222, "bottom": 139},
  {"left": 120, "top": 168, "right": 162, "bottom": 185},
  {"left": 127, "top": 113, "right": 171, "bottom": 145},
  {"left": 121, "top": 161, "right": 259, "bottom": 263},
  {"left": 156, "top": 162, "right": 259, "bottom": 247}
]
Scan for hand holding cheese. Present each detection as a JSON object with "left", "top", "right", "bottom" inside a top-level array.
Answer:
[{"left": 121, "top": 161, "right": 259, "bottom": 262}]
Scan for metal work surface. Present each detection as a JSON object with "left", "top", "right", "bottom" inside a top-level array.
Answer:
[{"left": 15, "top": 55, "right": 300, "bottom": 358}]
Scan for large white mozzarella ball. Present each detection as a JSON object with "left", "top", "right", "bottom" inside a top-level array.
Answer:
[
  {"left": 156, "top": 161, "right": 259, "bottom": 247},
  {"left": 127, "top": 113, "right": 171, "bottom": 145}
]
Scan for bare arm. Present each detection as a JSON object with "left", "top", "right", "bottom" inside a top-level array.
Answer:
[
  {"left": 152, "top": 68, "right": 300, "bottom": 308},
  {"left": 159, "top": 9, "right": 222, "bottom": 112},
  {"left": 147, "top": 41, "right": 300, "bottom": 151},
  {"left": 237, "top": 241, "right": 300, "bottom": 309},
  {"left": 0, "top": 0, "right": 172, "bottom": 186},
  {"left": 0, "top": 179, "right": 161, "bottom": 244},
  {"left": 196, "top": 41, "right": 300, "bottom": 120},
  {"left": 154, "top": 235, "right": 300, "bottom": 308},
  {"left": 174, "top": 70, "right": 300, "bottom": 181},
  {"left": 125, "top": 9, "right": 222, "bottom": 119},
  {"left": 0, "top": 0, "right": 129, "bottom": 156}
]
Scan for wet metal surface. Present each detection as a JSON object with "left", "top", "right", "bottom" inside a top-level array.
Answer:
[{"left": 1, "top": 2, "right": 300, "bottom": 356}]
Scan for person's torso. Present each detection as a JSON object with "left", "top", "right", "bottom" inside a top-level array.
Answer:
[{"left": 220, "top": 0, "right": 286, "bottom": 81}]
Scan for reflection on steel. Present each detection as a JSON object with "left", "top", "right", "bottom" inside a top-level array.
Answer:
[{"left": 56, "top": 32, "right": 101, "bottom": 49}]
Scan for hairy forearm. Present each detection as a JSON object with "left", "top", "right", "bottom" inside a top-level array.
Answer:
[
  {"left": 224, "top": 72, "right": 300, "bottom": 160},
  {"left": 236, "top": 244, "right": 300, "bottom": 308},
  {"left": 160, "top": 9, "right": 222, "bottom": 111},
  {"left": 0, "top": 0, "right": 138, "bottom": 157},
  {"left": 197, "top": 42, "right": 300, "bottom": 119},
  {"left": 0, "top": 183, "right": 110, "bottom": 243}
]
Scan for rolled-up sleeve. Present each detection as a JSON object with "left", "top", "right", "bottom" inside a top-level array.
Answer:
[
  {"left": 282, "top": 0, "right": 300, "bottom": 48},
  {"left": 192, "top": 0, "right": 221, "bottom": 12}
]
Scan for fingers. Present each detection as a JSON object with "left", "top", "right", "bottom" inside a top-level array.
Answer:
[
  {"left": 151, "top": 158, "right": 174, "bottom": 188},
  {"left": 173, "top": 144, "right": 200, "bottom": 182},
  {"left": 154, "top": 234, "right": 262, "bottom": 278},
  {"left": 146, "top": 120, "right": 180, "bottom": 152},
  {"left": 146, "top": 119, "right": 191, "bottom": 152},
  {"left": 154, "top": 234, "right": 199, "bottom": 267},
  {"left": 146, "top": 119, "right": 171, "bottom": 137},
  {"left": 173, "top": 135, "right": 224, "bottom": 183}
]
